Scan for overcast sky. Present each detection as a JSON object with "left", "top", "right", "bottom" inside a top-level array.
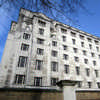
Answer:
[{"left": 0, "top": 0, "right": 100, "bottom": 62}]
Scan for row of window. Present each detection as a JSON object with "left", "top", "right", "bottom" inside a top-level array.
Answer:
[
  {"left": 14, "top": 74, "right": 100, "bottom": 88},
  {"left": 20, "top": 42, "right": 100, "bottom": 60},
  {"left": 18, "top": 55, "right": 98, "bottom": 76},
  {"left": 22, "top": 32, "right": 100, "bottom": 52},
  {"left": 14, "top": 74, "right": 58, "bottom": 86},
  {"left": 38, "top": 19, "right": 99, "bottom": 46}
]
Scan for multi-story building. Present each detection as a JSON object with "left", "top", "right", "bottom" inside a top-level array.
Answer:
[{"left": 1, "top": 8, "right": 100, "bottom": 89}]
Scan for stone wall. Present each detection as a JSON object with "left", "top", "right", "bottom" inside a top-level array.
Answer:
[
  {"left": 76, "top": 91, "right": 100, "bottom": 100},
  {"left": 0, "top": 88, "right": 63, "bottom": 100},
  {"left": 0, "top": 88, "right": 100, "bottom": 100}
]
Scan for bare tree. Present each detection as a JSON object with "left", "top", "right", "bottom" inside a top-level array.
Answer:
[{"left": 0, "top": 0, "right": 88, "bottom": 26}]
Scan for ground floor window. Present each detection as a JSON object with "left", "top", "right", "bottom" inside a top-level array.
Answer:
[
  {"left": 14, "top": 74, "right": 25, "bottom": 84},
  {"left": 34, "top": 77, "right": 42, "bottom": 86}
]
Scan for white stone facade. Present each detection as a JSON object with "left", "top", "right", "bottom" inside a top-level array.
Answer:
[{"left": 1, "top": 8, "right": 100, "bottom": 89}]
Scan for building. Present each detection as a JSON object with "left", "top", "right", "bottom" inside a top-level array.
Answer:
[{"left": 1, "top": 8, "right": 100, "bottom": 89}]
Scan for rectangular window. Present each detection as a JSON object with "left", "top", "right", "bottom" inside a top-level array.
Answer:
[
  {"left": 71, "top": 32, "right": 76, "bottom": 37},
  {"left": 96, "top": 46, "right": 99, "bottom": 52},
  {"left": 18, "top": 56, "right": 28, "bottom": 67},
  {"left": 14, "top": 74, "right": 25, "bottom": 84},
  {"left": 37, "top": 38, "right": 44, "bottom": 44},
  {"left": 95, "top": 70, "right": 98, "bottom": 77},
  {"left": 76, "top": 66, "right": 80, "bottom": 75},
  {"left": 36, "top": 60, "right": 43, "bottom": 70},
  {"left": 89, "top": 44, "right": 92, "bottom": 49},
  {"left": 80, "top": 35, "right": 84, "bottom": 40},
  {"left": 83, "top": 50, "right": 87, "bottom": 56},
  {"left": 38, "top": 20, "right": 46, "bottom": 27},
  {"left": 97, "top": 82, "right": 100, "bottom": 88},
  {"left": 37, "top": 48, "right": 44, "bottom": 55},
  {"left": 94, "top": 40, "right": 99, "bottom": 45},
  {"left": 34, "top": 77, "right": 42, "bottom": 86},
  {"left": 61, "top": 28, "right": 67, "bottom": 34},
  {"left": 86, "top": 68, "right": 90, "bottom": 77},
  {"left": 62, "top": 36, "right": 66, "bottom": 42},
  {"left": 81, "top": 42, "right": 84, "bottom": 47},
  {"left": 72, "top": 39, "right": 76, "bottom": 45},
  {"left": 63, "top": 45, "right": 67, "bottom": 50},
  {"left": 77, "top": 81, "right": 82, "bottom": 88},
  {"left": 21, "top": 43, "right": 29, "bottom": 51},
  {"left": 87, "top": 38, "right": 92, "bottom": 42},
  {"left": 39, "top": 28, "right": 44, "bottom": 35},
  {"left": 91, "top": 52, "right": 95, "bottom": 57},
  {"left": 93, "top": 60, "right": 96, "bottom": 66},
  {"left": 52, "top": 41, "right": 57, "bottom": 46},
  {"left": 63, "top": 54, "right": 68, "bottom": 60},
  {"left": 64, "top": 65, "right": 69, "bottom": 74},
  {"left": 51, "top": 78, "right": 58, "bottom": 86},
  {"left": 84, "top": 59, "right": 88, "bottom": 64},
  {"left": 74, "top": 56, "right": 79, "bottom": 62},
  {"left": 51, "top": 62, "right": 58, "bottom": 72},
  {"left": 73, "top": 48, "right": 78, "bottom": 53},
  {"left": 88, "top": 82, "right": 92, "bottom": 88},
  {"left": 98, "top": 55, "right": 100, "bottom": 59},
  {"left": 51, "top": 50, "right": 58, "bottom": 57},
  {"left": 23, "top": 33, "right": 30, "bottom": 40}
]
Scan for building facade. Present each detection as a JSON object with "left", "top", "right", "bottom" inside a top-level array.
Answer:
[{"left": 1, "top": 8, "right": 100, "bottom": 89}]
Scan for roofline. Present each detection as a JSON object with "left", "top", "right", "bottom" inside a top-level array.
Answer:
[{"left": 19, "top": 8, "right": 100, "bottom": 40}]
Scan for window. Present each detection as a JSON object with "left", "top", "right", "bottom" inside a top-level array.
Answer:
[
  {"left": 71, "top": 32, "right": 76, "bottom": 37},
  {"left": 50, "top": 27, "right": 54, "bottom": 33},
  {"left": 72, "top": 39, "right": 76, "bottom": 45},
  {"left": 21, "top": 43, "right": 29, "bottom": 51},
  {"left": 98, "top": 55, "right": 100, "bottom": 59},
  {"left": 52, "top": 41, "right": 57, "bottom": 47},
  {"left": 39, "top": 28, "right": 44, "bottom": 35},
  {"left": 91, "top": 52, "right": 95, "bottom": 57},
  {"left": 63, "top": 54, "right": 68, "bottom": 60},
  {"left": 88, "top": 82, "right": 92, "bottom": 88},
  {"left": 86, "top": 68, "right": 90, "bottom": 76},
  {"left": 38, "top": 20, "right": 46, "bottom": 27},
  {"left": 73, "top": 48, "right": 78, "bottom": 53},
  {"left": 18, "top": 56, "right": 28, "bottom": 67},
  {"left": 84, "top": 59, "right": 88, "bottom": 64},
  {"left": 83, "top": 50, "right": 87, "bottom": 56},
  {"left": 23, "top": 33, "right": 30, "bottom": 40},
  {"left": 35, "top": 60, "right": 43, "bottom": 70},
  {"left": 81, "top": 42, "right": 84, "bottom": 47},
  {"left": 80, "top": 35, "right": 84, "bottom": 40},
  {"left": 62, "top": 36, "right": 66, "bottom": 42},
  {"left": 37, "top": 38, "right": 44, "bottom": 44},
  {"left": 87, "top": 38, "right": 92, "bottom": 42},
  {"left": 63, "top": 45, "right": 67, "bottom": 50},
  {"left": 51, "top": 62, "right": 58, "bottom": 72},
  {"left": 74, "top": 56, "right": 79, "bottom": 62},
  {"left": 89, "top": 44, "right": 92, "bottom": 49},
  {"left": 34, "top": 77, "right": 42, "bottom": 86},
  {"left": 96, "top": 46, "right": 99, "bottom": 52},
  {"left": 61, "top": 28, "right": 67, "bottom": 34},
  {"left": 14, "top": 74, "right": 25, "bottom": 84},
  {"left": 51, "top": 78, "right": 58, "bottom": 86},
  {"left": 37, "top": 48, "right": 44, "bottom": 55},
  {"left": 95, "top": 70, "right": 99, "bottom": 77},
  {"left": 94, "top": 40, "right": 99, "bottom": 45},
  {"left": 76, "top": 66, "right": 80, "bottom": 75},
  {"left": 97, "top": 82, "right": 100, "bottom": 88},
  {"left": 77, "top": 81, "right": 82, "bottom": 88},
  {"left": 64, "top": 65, "right": 69, "bottom": 74},
  {"left": 51, "top": 50, "right": 58, "bottom": 57},
  {"left": 93, "top": 60, "right": 96, "bottom": 66}
]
